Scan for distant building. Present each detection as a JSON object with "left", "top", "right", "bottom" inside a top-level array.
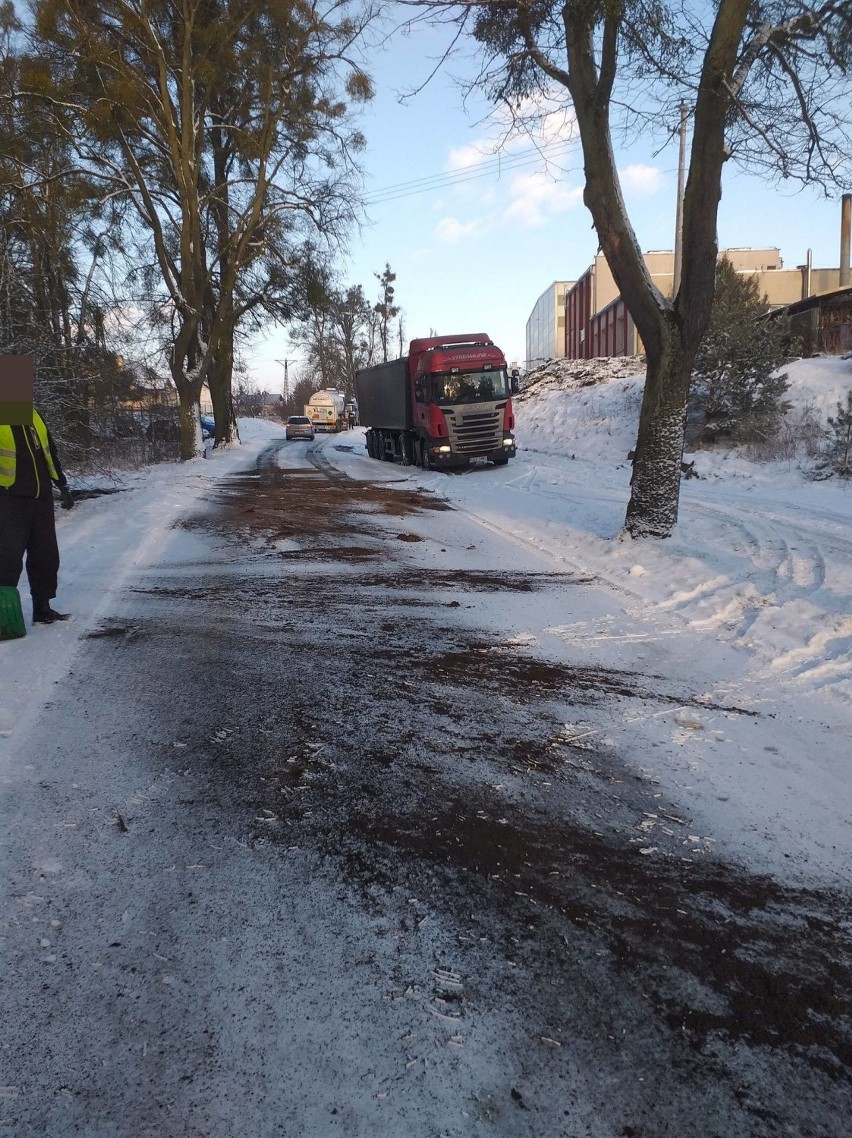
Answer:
[
  {"left": 562, "top": 248, "right": 844, "bottom": 360},
  {"left": 525, "top": 281, "right": 573, "bottom": 370},
  {"left": 769, "top": 285, "right": 852, "bottom": 355},
  {"left": 261, "top": 392, "right": 283, "bottom": 418}
]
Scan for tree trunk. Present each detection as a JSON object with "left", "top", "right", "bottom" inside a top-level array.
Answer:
[
  {"left": 169, "top": 320, "right": 205, "bottom": 461},
  {"left": 208, "top": 332, "right": 236, "bottom": 447},
  {"left": 208, "top": 112, "right": 237, "bottom": 448},
  {"left": 178, "top": 391, "right": 203, "bottom": 460},
  {"left": 625, "top": 334, "right": 694, "bottom": 537}
]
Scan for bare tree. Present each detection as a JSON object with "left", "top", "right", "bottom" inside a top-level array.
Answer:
[
  {"left": 31, "top": 0, "right": 375, "bottom": 458},
  {"left": 0, "top": 5, "right": 137, "bottom": 463},
  {"left": 414, "top": 0, "right": 852, "bottom": 536},
  {"left": 290, "top": 278, "right": 376, "bottom": 397}
]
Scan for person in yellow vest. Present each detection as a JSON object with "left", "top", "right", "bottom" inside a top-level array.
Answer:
[{"left": 0, "top": 408, "right": 74, "bottom": 624}]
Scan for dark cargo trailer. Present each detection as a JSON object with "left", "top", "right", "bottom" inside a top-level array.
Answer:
[{"left": 355, "top": 358, "right": 410, "bottom": 432}]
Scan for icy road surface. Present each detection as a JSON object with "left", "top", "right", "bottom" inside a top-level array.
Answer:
[{"left": 1, "top": 426, "right": 850, "bottom": 1137}]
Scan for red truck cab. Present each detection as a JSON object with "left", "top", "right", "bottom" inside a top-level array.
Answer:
[
  {"left": 357, "top": 332, "right": 517, "bottom": 469},
  {"left": 408, "top": 334, "right": 516, "bottom": 468}
]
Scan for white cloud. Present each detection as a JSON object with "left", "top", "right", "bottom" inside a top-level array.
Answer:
[
  {"left": 433, "top": 216, "right": 487, "bottom": 244},
  {"left": 620, "top": 164, "right": 664, "bottom": 195},
  {"left": 446, "top": 94, "right": 578, "bottom": 177},
  {"left": 488, "top": 93, "right": 578, "bottom": 151},
  {"left": 432, "top": 103, "right": 582, "bottom": 241},
  {"left": 503, "top": 171, "right": 583, "bottom": 228},
  {"left": 447, "top": 143, "right": 492, "bottom": 172}
]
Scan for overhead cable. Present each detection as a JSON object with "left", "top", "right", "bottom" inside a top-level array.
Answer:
[{"left": 363, "top": 140, "right": 574, "bottom": 205}]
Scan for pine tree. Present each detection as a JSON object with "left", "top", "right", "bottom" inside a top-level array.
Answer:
[
  {"left": 373, "top": 264, "right": 399, "bottom": 364},
  {"left": 689, "top": 258, "right": 792, "bottom": 445},
  {"left": 817, "top": 390, "right": 852, "bottom": 479}
]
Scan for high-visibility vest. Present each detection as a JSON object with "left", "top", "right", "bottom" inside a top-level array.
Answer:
[{"left": 0, "top": 411, "right": 59, "bottom": 490}]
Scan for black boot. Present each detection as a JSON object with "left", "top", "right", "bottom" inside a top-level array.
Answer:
[{"left": 33, "top": 600, "right": 71, "bottom": 624}]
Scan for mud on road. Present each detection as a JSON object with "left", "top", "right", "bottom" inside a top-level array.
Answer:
[
  {"left": 155, "top": 443, "right": 852, "bottom": 1135},
  {"left": 11, "top": 441, "right": 848, "bottom": 1138}
]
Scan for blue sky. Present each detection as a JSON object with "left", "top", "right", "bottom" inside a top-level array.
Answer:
[{"left": 246, "top": 21, "right": 849, "bottom": 388}]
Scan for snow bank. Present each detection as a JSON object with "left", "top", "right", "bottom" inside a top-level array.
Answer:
[
  {"left": 512, "top": 353, "right": 852, "bottom": 704},
  {"left": 518, "top": 352, "right": 852, "bottom": 476}
]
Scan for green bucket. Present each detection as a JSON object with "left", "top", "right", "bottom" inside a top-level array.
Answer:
[{"left": 0, "top": 586, "right": 26, "bottom": 640}]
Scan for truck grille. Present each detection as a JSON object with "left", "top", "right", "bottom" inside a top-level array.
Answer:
[{"left": 450, "top": 409, "right": 503, "bottom": 454}]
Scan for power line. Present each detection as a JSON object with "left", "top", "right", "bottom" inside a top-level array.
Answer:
[
  {"left": 364, "top": 142, "right": 573, "bottom": 204},
  {"left": 365, "top": 138, "right": 570, "bottom": 197},
  {"left": 363, "top": 141, "right": 575, "bottom": 206}
]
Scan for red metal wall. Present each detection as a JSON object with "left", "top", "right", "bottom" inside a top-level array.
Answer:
[
  {"left": 565, "top": 270, "right": 593, "bottom": 358},
  {"left": 565, "top": 281, "right": 634, "bottom": 358}
]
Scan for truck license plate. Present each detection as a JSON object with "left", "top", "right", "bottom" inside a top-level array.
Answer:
[{"left": 470, "top": 456, "right": 487, "bottom": 465}]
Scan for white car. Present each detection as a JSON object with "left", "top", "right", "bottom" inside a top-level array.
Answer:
[{"left": 285, "top": 415, "right": 315, "bottom": 441}]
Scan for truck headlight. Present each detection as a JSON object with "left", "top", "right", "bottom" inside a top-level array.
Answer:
[
  {"left": 437, "top": 445, "right": 452, "bottom": 454},
  {"left": 502, "top": 437, "right": 514, "bottom": 447}
]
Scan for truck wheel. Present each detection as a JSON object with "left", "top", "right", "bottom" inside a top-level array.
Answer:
[
  {"left": 419, "top": 440, "right": 431, "bottom": 470},
  {"left": 493, "top": 453, "right": 509, "bottom": 466}
]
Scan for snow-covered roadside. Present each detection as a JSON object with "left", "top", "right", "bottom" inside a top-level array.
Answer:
[
  {"left": 327, "top": 356, "right": 852, "bottom": 708},
  {"left": 514, "top": 355, "right": 852, "bottom": 706},
  {"left": 0, "top": 419, "right": 285, "bottom": 749}
]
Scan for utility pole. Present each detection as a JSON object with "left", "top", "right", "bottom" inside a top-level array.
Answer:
[
  {"left": 672, "top": 103, "right": 689, "bottom": 298},
  {"left": 275, "top": 359, "right": 290, "bottom": 403},
  {"left": 340, "top": 311, "right": 356, "bottom": 401}
]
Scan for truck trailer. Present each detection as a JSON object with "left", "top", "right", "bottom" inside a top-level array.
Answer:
[
  {"left": 305, "top": 389, "right": 346, "bottom": 432},
  {"left": 355, "top": 333, "right": 517, "bottom": 470}
]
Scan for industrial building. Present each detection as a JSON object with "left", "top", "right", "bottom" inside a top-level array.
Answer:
[
  {"left": 525, "top": 281, "right": 573, "bottom": 370},
  {"left": 526, "top": 194, "right": 852, "bottom": 363},
  {"left": 563, "top": 247, "right": 843, "bottom": 360}
]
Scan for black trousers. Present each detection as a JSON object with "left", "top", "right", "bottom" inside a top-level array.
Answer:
[{"left": 0, "top": 493, "right": 60, "bottom": 603}]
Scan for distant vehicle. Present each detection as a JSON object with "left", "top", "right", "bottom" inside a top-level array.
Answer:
[
  {"left": 115, "top": 414, "right": 143, "bottom": 439},
  {"left": 285, "top": 415, "right": 315, "bottom": 441},
  {"left": 145, "top": 418, "right": 180, "bottom": 443},
  {"left": 200, "top": 415, "right": 215, "bottom": 439},
  {"left": 356, "top": 333, "right": 517, "bottom": 470},
  {"left": 305, "top": 389, "right": 345, "bottom": 432}
]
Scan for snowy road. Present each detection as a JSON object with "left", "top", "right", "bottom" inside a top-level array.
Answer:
[{"left": 2, "top": 430, "right": 850, "bottom": 1137}]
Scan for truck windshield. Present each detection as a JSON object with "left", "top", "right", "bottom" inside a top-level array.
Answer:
[{"left": 431, "top": 368, "right": 510, "bottom": 406}]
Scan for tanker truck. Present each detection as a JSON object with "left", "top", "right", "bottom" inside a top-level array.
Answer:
[
  {"left": 356, "top": 333, "right": 517, "bottom": 470},
  {"left": 305, "top": 388, "right": 346, "bottom": 432}
]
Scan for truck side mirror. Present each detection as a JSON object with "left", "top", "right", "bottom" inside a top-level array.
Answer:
[{"left": 510, "top": 373, "right": 520, "bottom": 394}]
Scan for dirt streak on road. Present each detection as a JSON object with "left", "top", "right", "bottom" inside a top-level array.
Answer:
[
  {"left": 3, "top": 441, "right": 850, "bottom": 1138},
  {"left": 165, "top": 446, "right": 852, "bottom": 1130}
]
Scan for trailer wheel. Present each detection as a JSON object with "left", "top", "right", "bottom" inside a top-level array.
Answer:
[
  {"left": 366, "top": 431, "right": 375, "bottom": 459},
  {"left": 399, "top": 434, "right": 412, "bottom": 466}
]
